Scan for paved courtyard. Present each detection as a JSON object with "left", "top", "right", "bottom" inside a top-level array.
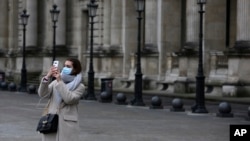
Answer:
[{"left": 0, "top": 91, "right": 249, "bottom": 141}]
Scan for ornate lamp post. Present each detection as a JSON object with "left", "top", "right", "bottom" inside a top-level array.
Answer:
[
  {"left": 85, "top": 0, "right": 98, "bottom": 100},
  {"left": 131, "top": 0, "right": 145, "bottom": 106},
  {"left": 19, "top": 9, "right": 29, "bottom": 92},
  {"left": 50, "top": 4, "right": 60, "bottom": 62},
  {"left": 191, "top": 0, "right": 208, "bottom": 113}
]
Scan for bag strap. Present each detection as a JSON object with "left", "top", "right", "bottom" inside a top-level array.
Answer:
[
  {"left": 42, "top": 99, "right": 51, "bottom": 115},
  {"left": 42, "top": 97, "right": 60, "bottom": 116}
]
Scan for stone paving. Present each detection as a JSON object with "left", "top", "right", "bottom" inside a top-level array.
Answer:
[{"left": 0, "top": 90, "right": 249, "bottom": 141}]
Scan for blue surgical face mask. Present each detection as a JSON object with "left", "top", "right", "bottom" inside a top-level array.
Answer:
[{"left": 61, "top": 67, "right": 72, "bottom": 75}]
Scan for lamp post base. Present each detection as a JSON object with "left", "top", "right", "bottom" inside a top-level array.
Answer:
[
  {"left": 130, "top": 98, "right": 145, "bottom": 106},
  {"left": 132, "top": 102, "right": 145, "bottom": 106},
  {"left": 193, "top": 108, "right": 208, "bottom": 113},
  {"left": 19, "top": 87, "right": 27, "bottom": 92},
  {"left": 191, "top": 104, "right": 208, "bottom": 113},
  {"left": 85, "top": 92, "right": 97, "bottom": 100},
  {"left": 86, "top": 96, "right": 97, "bottom": 100},
  {"left": 19, "top": 68, "right": 27, "bottom": 93}
]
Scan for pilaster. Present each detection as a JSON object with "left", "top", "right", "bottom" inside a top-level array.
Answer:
[
  {"left": 110, "top": 0, "right": 122, "bottom": 48},
  {"left": 145, "top": 0, "right": 157, "bottom": 49},
  {"left": 0, "top": 0, "right": 8, "bottom": 55},
  {"left": 54, "top": 0, "right": 66, "bottom": 46},
  {"left": 26, "top": 0, "right": 37, "bottom": 49},
  {"left": 157, "top": 0, "right": 163, "bottom": 80},
  {"left": 234, "top": 0, "right": 250, "bottom": 49},
  {"left": 103, "top": 0, "right": 111, "bottom": 47},
  {"left": 184, "top": 0, "right": 199, "bottom": 50},
  {"left": 122, "top": 0, "right": 137, "bottom": 78},
  {"left": 67, "top": 0, "right": 82, "bottom": 57}
]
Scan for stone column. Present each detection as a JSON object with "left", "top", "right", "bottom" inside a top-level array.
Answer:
[
  {"left": 92, "top": 0, "right": 103, "bottom": 49},
  {"left": 103, "top": 0, "right": 111, "bottom": 47},
  {"left": 67, "top": 0, "right": 82, "bottom": 56},
  {"left": 234, "top": 0, "right": 250, "bottom": 48},
  {"left": 205, "top": 0, "right": 226, "bottom": 51},
  {"left": 157, "top": 0, "right": 163, "bottom": 80},
  {"left": 54, "top": 0, "right": 66, "bottom": 46},
  {"left": 26, "top": 0, "right": 37, "bottom": 48},
  {"left": 122, "top": 0, "right": 137, "bottom": 77},
  {"left": 0, "top": 0, "right": 8, "bottom": 75},
  {"left": 5, "top": 0, "right": 19, "bottom": 77},
  {"left": 0, "top": 0, "right": 8, "bottom": 53},
  {"left": 110, "top": 0, "right": 122, "bottom": 48},
  {"left": 145, "top": 0, "right": 157, "bottom": 47},
  {"left": 42, "top": 0, "right": 53, "bottom": 52},
  {"left": 184, "top": 0, "right": 199, "bottom": 49},
  {"left": 121, "top": 0, "right": 127, "bottom": 77},
  {"left": 8, "top": 0, "right": 18, "bottom": 54},
  {"left": 205, "top": 1, "right": 227, "bottom": 92},
  {"left": 161, "top": 0, "right": 182, "bottom": 79}
]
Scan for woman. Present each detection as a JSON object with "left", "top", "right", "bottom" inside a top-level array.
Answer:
[{"left": 38, "top": 58, "right": 85, "bottom": 141}]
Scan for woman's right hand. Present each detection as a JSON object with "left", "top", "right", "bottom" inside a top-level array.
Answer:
[{"left": 45, "top": 66, "right": 54, "bottom": 79}]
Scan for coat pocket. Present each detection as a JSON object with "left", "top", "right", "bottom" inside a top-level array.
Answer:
[{"left": 63, "top": 115, "right": 78, "bottom": 122}]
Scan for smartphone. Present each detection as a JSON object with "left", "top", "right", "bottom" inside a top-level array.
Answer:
[{"left": 53, "top": 60, "right": 59, "bottom": 68}]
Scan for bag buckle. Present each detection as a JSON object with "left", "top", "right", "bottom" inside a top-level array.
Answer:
[{"left": 43, "top": 120, "right": 48, "bottom": 126}]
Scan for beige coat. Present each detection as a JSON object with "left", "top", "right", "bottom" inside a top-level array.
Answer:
[{"left": 38, "top": 79, "right": 85, "bottom": 141}]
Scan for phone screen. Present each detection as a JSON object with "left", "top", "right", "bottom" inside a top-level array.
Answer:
[{"left": 53, "top": 61, "right": 59, "bottom": 68}]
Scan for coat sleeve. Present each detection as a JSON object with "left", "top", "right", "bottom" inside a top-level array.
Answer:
[
  {"left": 37, "top": 77, "right": 54, "bottom": 98},
  {"left": 55, "top": 81, "right": 85, "bottom": 104}
]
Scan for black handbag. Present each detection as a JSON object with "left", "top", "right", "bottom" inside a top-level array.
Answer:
[{"left": 36, "top": 113, "right": 58, "bottom": 134}]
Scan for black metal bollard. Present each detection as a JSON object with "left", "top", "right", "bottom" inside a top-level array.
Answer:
[
  {"left": 8, "top": 82, "right": 17, "bottom": 91},
  {"left": 99, "top": 91, "right": 112, "bottom": 103},
  {"left": 1, "top": 82, "right": 8, "bottom": 91},
  {"left": 150, "top": 96, "right": 163, "bottom": 109},
  {"left": 170, "top": 98, "right": 185, "bottom": 112},
  {"left": 216, "top": 102, "right": 234, "bottom": 117},
  {"left": 28, "top": 85, "right": 37, "bottom": 94},
  {"left": 115, "top": 93, "right": 128, "bottom": 105}
]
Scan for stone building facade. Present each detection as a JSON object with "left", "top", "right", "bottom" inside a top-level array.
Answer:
[{"left": 0, "top": 0, "right": 250, "bottom": 97}]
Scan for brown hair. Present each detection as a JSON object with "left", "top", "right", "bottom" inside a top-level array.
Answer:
[{"left": 65, "top": 58, "right": 82, "bottom": 75}]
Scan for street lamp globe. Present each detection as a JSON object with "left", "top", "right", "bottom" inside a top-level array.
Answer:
[
  {"left": 197, "top": 0, "right": 206, "bottom": 4},
  {"left": 87, "top": 2, "right": 98, "bottom": 17},
  {"left": 50, "top": 4, "right": 60, "bottom": 22},
  {"left": 135, "top": 0, "right": 145, "bottom": 12},
  {"left": 21, "top": 9, "right": 29, "bottom": 25}
]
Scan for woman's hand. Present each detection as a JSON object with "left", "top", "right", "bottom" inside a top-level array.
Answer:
[
  {"left": 52, "top": 67, "right": 61, "bottom": 82},
  {"left": 45, "top": 66, "right": 54, "bottom": 79}
]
